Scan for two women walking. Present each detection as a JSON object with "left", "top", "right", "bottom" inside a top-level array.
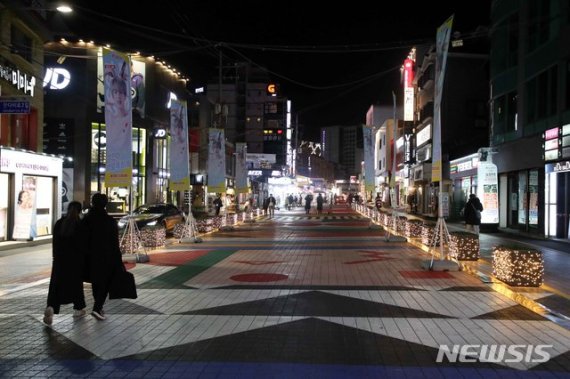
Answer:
[{"left": 44, "top": 193, "right": 126, "bottom": 324}]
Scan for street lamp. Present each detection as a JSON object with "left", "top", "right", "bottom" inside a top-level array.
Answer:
[{"left": 55, "top": 4, "right": 73, "bottom": 13}]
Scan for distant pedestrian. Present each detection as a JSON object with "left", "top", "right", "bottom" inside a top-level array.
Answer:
[
  {"left": 267, "top": 194, "right": 276, "bottom": 217},
  {"left": 375, "top": 193, "right": 382, "bottom": 211},
  {"left": 43, "top": 201, "right": 87, "bottom": 325},
  {"left": 213, "top": 194, "right": 223, "bottom": 216},
  {"left": 464, "top": 193, "right": 483, "bottom": 235},
  {"left": 316, "top": 193, "right": 324, "bottom": 214},
  {"left": 304, "top": 194, "right": 313, "bottom": 214},
  {"left": 82, "top": 193, "right": 123, "bottom": 321}
]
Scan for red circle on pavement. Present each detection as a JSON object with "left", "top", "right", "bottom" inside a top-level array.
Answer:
[{"left": 230, "top": 273, "right": 288, "bottom": 282}]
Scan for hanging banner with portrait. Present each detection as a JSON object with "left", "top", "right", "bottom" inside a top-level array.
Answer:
[
  {"left": 362, "top": 125, "right": 375, "bottom": 195},
  {"left": 431, "top": 14, "right": 453, "bottom": 183},
  {"left": 103, "top": 48, "right": 132, "bottom": 188},
  {"left": 207, "top": 128, "right": 226, "bottom": 194},
  {"left": 235, "top": 142, "right": 248, "bottom": 194},
  {"left": 169, "top": 99, "right": 190, "bottom": 191}
]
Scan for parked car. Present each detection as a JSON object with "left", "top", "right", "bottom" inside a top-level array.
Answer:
[{"left": 117, "top": 203, "right": 185, "bottom": 233}]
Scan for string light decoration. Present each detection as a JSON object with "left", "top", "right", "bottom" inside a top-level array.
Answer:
[
  {"left": 449, "top": 231, "right": 479, "bottom": 260},
  {"left": 405, "top": 220, "right": 423, "bottom": 238},
  {"left": 397, "top": 216, "right": 408, "bottom": 233},
  {"left": 421, "top": 223, "right": 440, "bottom": 247},
  {"left": 120, "top": 231, "right": 143, "bottom": 254},
  {"left": 140, "top": 226, "right": 166, "bottom": 248},
  {"left": 492, "top": 246, "right": 544, "bottom": 287}
]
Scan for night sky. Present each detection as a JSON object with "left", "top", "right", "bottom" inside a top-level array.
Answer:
[{"left": 61, "top": 1, "right": 491, "bottom": 139}]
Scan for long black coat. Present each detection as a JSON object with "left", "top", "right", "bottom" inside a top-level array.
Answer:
[
  {"left": 47, "top": 217, "right": 85, "bottom": 313},
  {"left": 81, "top": 208, "right": 123, "bottom": 286},
  {"left": 464, "top": 198, "right": 484, "bottom": 226}
]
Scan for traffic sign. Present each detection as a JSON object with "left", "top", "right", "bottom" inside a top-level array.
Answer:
[{"left": 0, "top": 100, "right": 30, "bottom": 114}]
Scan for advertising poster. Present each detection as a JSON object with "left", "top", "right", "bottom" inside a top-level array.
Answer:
[
  {"left": 207, "top": 128, "right": 226, "bottom": 194},
  {"left": 62, "top": 168, "right": 73, "bottom": 213},
  {"left": 477, "top": 162, "right": 499, "bottom": 224},
  {"left": 235, "top": 143, "right": 248, "bottom": 194},
  {"left": 103, "top": 48, "right": 133, "bottom": 188},
  {"left": 431, "top": 15, "right": 453, "bottom": 183},
  {"left": 169, "top": 99, "right": 190, "bottom": 191},
  {"left": 13, "top": 176, "right": 37, "bottom": 240}
]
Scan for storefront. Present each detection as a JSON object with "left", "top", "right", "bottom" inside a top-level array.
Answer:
[
  {"left": 0, "top": 147, "right": 62, "bottom": 241},
  {"left": 449, "top": 153, "right": 479, "bottom": 220},
  {"left": 545, "top": 161, "right": 570, "bottom": 239}
]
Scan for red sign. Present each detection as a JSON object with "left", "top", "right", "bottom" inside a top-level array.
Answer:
[
  {"left": 403, "top": 59, "right": 414, "bottom": 88},
  {"left": 544, "top": 127, "right": 559, "bottom": 140}
]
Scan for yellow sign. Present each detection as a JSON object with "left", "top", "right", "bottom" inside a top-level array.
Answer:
[{"left": 266, "top": 83, "right": 277, "bottom": 95}]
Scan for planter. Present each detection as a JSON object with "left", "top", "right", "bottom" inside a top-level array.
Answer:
[
  {"left": 404, "top": 219, "right": 423, "bottom": 238},
  {"left": 449, "top": 231, "right": 479, "bottom": 260},
  {"left": 492, "top": 246, "right": 544, "bottom": 287},
  {"left": 421, "top": 222, "right": 440, "bottom": 246},
  {"left": 140, "top": 226, "right": 166, "bottom": 248}
]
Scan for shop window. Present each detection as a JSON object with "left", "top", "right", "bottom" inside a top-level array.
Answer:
[
  {"left": 529, "top": 170, "right": 538, "bottom": 226},
  {"left": 518, "top": 171, "right": 528, "bottom": 225}
]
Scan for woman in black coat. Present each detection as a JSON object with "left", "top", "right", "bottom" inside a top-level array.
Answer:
[
  {"left": 82, "top": 193, "right": 123, "bottom": 321},
  {"left": 464, "top": 194, "right": 484, "bottom": 235},
  {"left": 43, "top": 201, "right": 86, "bottom": 325}
]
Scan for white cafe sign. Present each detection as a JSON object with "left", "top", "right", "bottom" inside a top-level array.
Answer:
[{"left": 0, "top": 63, "right": 36, "bottom": 96}]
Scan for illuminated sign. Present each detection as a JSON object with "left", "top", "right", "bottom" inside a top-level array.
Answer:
[
  {"left": 563, "top": 124, "right": 570, "bottom": 136},
  {"left": 477, "top": 162, "right": 499, "bottom": 224},
  {"left": 544, "top": 139, "right": 559, "bottom": 151},
  {"left": 154, "top": 128, "right": 167, "bottom": 138},
  {"left": 416, "top": 124, "right": 431, "bottom": 147},
  {"left": 43, "top": 68, "right": 71, "bottom": 90},
  {"left": 545, "top": 149, "right": 560, "bottom": 161},
  {"left": 266, "top": 83, "right": 277, "bottom": 96},
  {"left": 544, "top": 127, "right": 559, "bottom": 140},
  {"left": 0, "top": 63, "right": 36, "bottom": 96},
  {"left": 195, "top": 87, "right": 204, "bottom": 94},
  {"left": 403, "top": 58, "right": 414, "bottom": 121},
  {"left": 248, "top": 170, "right": 262, "bottom": 176}
]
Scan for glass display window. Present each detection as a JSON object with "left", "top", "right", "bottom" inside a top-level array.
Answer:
[{"left": 0, "top": 173, "right": 8, "bottom": 241}]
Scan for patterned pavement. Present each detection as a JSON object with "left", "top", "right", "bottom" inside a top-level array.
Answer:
[{"left": 1, "top": 207, "right": 569, "bottom": 378}]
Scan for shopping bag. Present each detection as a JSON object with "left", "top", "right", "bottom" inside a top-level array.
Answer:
[{"left": 109, "top": 268, "right": 138, "bottom": 299}]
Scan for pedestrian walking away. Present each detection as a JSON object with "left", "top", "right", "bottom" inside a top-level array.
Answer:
[
  {"left": 213, "top": 194, "right": 223, "bottom": 216},
  {"left": 316, "top": 193, "right": 324, "bottom": 215},
  {"left": 463, "top": 193, "right": 483, "bottom": 235},
  {"left": 81, "top": 193, "right": 123, "bottom": 321},
  {"left": 43, "top": 201, "right": 87, "bottom": 325},
  {"left": 267, "top": 194, "right": 276, "bottom": 217}
]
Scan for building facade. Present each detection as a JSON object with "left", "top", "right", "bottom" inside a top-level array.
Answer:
[{"left": 490, "top": 0, "right": 570, "bottom": 238}]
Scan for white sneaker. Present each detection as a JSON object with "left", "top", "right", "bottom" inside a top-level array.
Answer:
[
  {"left": 73, "top": 309, "right": 86, "bottom": 318},
  {"left": 91, "top": 310, "right": 106, "bottom": 321},
  {"left": 43, "top": 306, "right": 54, "bottom": 325}
]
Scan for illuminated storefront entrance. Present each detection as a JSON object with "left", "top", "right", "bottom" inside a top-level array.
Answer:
[{"left": 0, "top": 147, "right": 62, "bottom": 241}]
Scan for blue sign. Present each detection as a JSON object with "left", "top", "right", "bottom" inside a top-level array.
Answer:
[{"left": 0, "top": 100, "right": 30, "bottom": 114}]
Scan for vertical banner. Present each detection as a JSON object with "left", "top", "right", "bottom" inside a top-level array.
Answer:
[
  {"left": 431, "top": 15, "right": 454, "bottom": 183},
  {"left": 235, "top": 142, "right": 248, "bottom": 194},
  {"left": 363, "top": 125, "right": 375, "bottom": 195},
  {"left": 207, "top": 129, "right": 226, "bottom": 194},
  {"left": 103, "top": 48, "right": 132, "bottom": 188},
  {"left": 169, "top": 99, "right": 190, "bottom": 191}
]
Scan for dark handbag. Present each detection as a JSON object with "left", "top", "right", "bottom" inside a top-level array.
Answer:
[{"left": 109, "top": 267, "right": 138, "bottom": 299}]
